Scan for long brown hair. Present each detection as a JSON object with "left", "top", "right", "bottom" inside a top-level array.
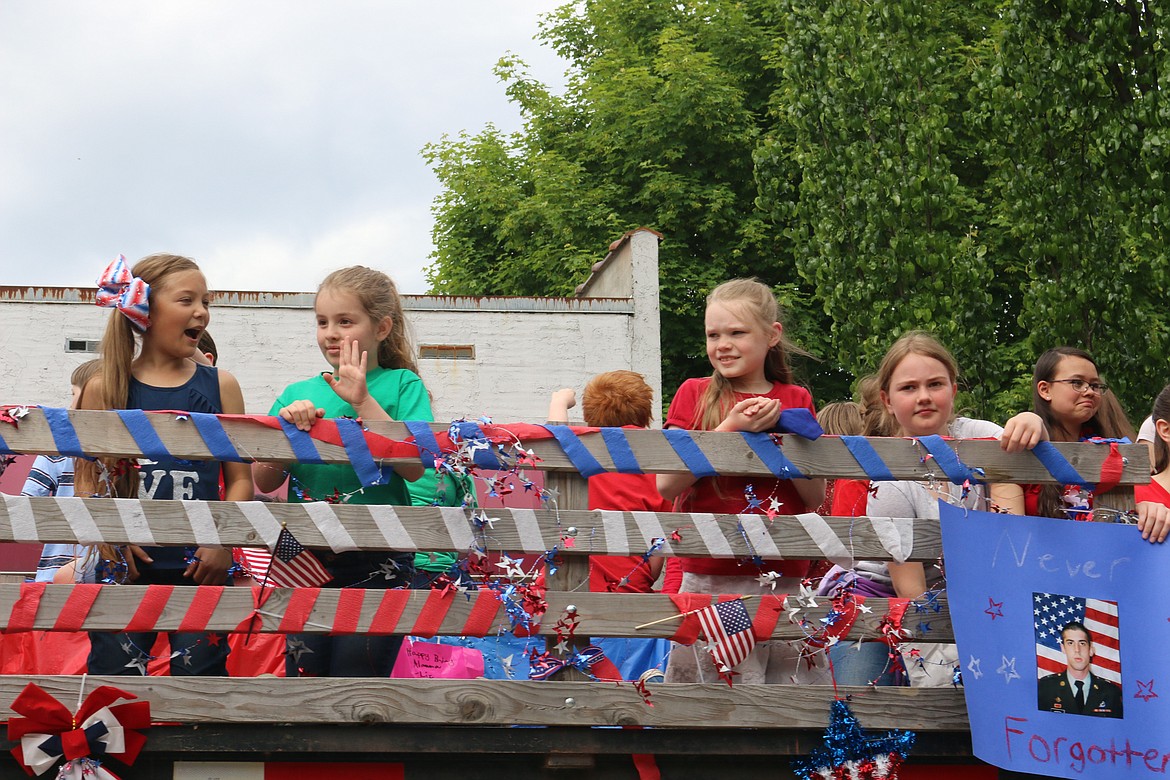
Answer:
[
  {"left": 874, "top": 331, "right": 958, "bottom": 437},
  {"left": 1031, "top": 347, "right": 1135, "bottom": 517},
  {"left": 1152, "top": 384, "right": 1170, "bottom": 474},
  {"left": 318, "top": 266, "right": 419, "bottom": 374},
  {"left": 695, "top": 278, "right": 807, "bottom": 430},
  {"left": 77, "top": 254, "right": 202, "bottom": 497}
]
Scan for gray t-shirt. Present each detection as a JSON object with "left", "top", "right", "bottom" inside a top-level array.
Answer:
[{"left": 854, "top": 417, "right": 1004, "bottom": 589}]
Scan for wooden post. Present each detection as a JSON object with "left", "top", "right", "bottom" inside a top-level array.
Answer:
[
  {"left": 544, "top": 471, "right": 591, "bottom": 682},
  {"left": 541, "top": 470, "right": 597, "bottom": 771},
  {"left": 1092, "top": 443, "right": 1146, "bottom": 522}
]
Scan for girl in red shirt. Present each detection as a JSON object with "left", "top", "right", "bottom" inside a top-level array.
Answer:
[
  {"left": 1134, "top": 385, "right": 1170, "bottom": 520},
  {"left": 657, "top": 278, "right": 826, "bottom": 684}
]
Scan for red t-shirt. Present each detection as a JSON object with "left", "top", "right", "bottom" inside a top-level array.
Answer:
[
  {"left": 665, "top": 377, "right": 815, "bottom": 577},
  {"left": 1135, "top": 478, "right": 1170, "bottom": 507},
  {"left": 587, "top": 471, "right": 673, "bottom": 593},
  {"left": 831, "top": 478, "right": 870, "bottom": 517}
]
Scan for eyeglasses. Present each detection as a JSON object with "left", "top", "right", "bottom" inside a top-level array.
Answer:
[{"left": 1050, "top": 378, "right": 1109, "bottom": 395}]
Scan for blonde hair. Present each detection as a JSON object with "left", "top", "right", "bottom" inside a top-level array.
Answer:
[
  {"left": 318, "top": 266, "right": 419, "bottom": 374},
  {"left": 695, "top": 278, "right": 807, "bottom": 430},
  {"left": 874, "top": 331, "right": 958, "bottom": 436},
  {"left": 855, "top": 374, "right": 895, "bottom": 436},
  {"left": 70, "top": 359, "right": 102, "bottom": 391},
  {"left": 817, "top": 401, "right": 863, "bottom": 437},
  {"left": 79, "top": 254, "right": 202, "bottom": 497}
]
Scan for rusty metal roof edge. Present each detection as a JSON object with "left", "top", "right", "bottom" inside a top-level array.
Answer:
[{"left": 0, "top": 287, "right": 634, "bottom": 313}]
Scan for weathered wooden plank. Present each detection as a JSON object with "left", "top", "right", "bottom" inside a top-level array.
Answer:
[
  {"left": 0, "top": 585, "right": 954, "bottom": 640},
  {"left": 0, "top": 407, "right": 1149, "bottom": 482},
  {"left": 0, "top": 676, "right": 970, "bottom": 730},
  {"left": 51, "top": 723, "right": 977, "bottom": 759},
  {"left": 0, "top": 497, "right": 946, "bottom": 561}
]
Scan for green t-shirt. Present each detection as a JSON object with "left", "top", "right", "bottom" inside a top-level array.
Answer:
[{"left": 271, "top": 366, "right": 462, "bottom": 572}]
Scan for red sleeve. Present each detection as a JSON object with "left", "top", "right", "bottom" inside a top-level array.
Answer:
[
  {"left": 661, "top": 557, "right": 683, "bottom": 594},
  {"left": 1135, "top": 481, "right": 1170, "bottom": 507},
  {"left": 665, "top": 378, "right": 705, "bottom": 430},
  {"left": 831, "top": 479, "right": 870, "bottom": 517},
  {"left": 800, "top": 387, "right": 816, "bottom": 415},
  {"left": 777, "top": 383, "right": 815, "bottom": 415}
]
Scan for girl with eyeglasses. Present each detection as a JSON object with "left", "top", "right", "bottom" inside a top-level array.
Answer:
[{"left": 1003, "top": 347, "right": 1138, "bottom": 518}]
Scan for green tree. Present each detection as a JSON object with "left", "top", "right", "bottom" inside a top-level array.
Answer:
[
  {"left": 424, "top": 0, "right": 828, "bottom": 403},
  {"left": 974, "top": 0, "right": 1170, "bottom": 420},
  {"left": 425, "top": 0, "right": 1170, "bottom": 422},
  {"left": 756, "top": 0, "right": 1019, "bottom": 417}
]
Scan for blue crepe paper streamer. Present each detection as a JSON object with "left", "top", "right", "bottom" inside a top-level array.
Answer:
[
  {"left": 741, "top": 431, "right": 808, "bottom": 479},
  {"left": 776, "top": 408, "right": 824, "bottom": 440},
  {"left": 335, "top": 418, "right": 383, "bottom": 487},
  {"left": 403, "top": 420, "right": 442, "bottom": 469},
  {"left": 278, "top": 417, "right": 325, "bottom": 464},
  {"left": 115, "top": 409, "right": 173, "bottom": 461},
  {"left": 600, "top": 427, "right": 643, "bottom": 474},
  {"left": 662, "top": 429, "right": 719, "bottom": 479},
  {"left": 189, "top": 412, "right": 245, "bottom": 463},
  {"left": 42, "top": 407, "right": 87, "bottom": 458},
  {"left": 840, "top": 435, "right": 895, "bottom": 482},
  {"left": 448, "top": 421, "right": 507, "bottom": 468},
  {"left": 544, "top": 425, "right": 606, "bottom": 478},
  {"left": 1030, "top": 441, "right": 1092, "bottom": 489},
  {"left": 916, "top": 434, "right": 980, "bottom": 484},
  {"left": 0, "top": 429, "right": 11, "bottom": 455}
]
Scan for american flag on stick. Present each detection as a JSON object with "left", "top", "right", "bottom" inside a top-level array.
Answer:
[
  {"left": 264, "top": 526, "right": 332, "bottom": 589},
  {"left": 234, "top": 546, "right": 273, "bottom": 581},
  {"left": 1033, "top": 592, "right": 1120, "bottom": 683},
  {"left": 696, "top": 598, "right": 756, "bottom": 672}
]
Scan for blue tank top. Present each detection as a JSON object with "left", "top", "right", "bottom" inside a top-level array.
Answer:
[{"left": 129, "top": 363, "right": 223, "bottom": 570}]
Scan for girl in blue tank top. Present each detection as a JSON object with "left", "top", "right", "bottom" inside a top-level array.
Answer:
[{"left": 76, "top": 254, "right": 253, "bottom": 676}]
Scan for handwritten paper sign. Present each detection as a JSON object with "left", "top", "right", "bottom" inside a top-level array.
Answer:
[
  {"left": 390, "top": 638, "right": 485, "bottom": 679},
  {"left": 940, "top": 503, "right": 1168, "bottom": 778}
]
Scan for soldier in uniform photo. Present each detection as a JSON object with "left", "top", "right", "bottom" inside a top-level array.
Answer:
[{"left": 1037, "top": 621, "right": 1123, "bottom": 718}]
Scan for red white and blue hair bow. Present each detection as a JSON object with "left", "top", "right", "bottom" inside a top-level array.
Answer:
[
  {"left": 7, "top": 683, "right": 151, "bottom": 779},
  {"left": 95, "top": 255, "right": 150, "bottom": 331}
]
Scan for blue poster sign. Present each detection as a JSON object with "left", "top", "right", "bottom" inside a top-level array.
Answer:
[{"left": 940, "top": 502, "right": 1169, "bottom": 777}]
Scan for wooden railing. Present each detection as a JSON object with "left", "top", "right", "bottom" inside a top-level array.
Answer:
[{"left": 0, "top": 408, "right": 1149, "bottom": 774}]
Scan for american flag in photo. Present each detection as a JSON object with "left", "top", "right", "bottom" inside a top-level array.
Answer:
[
  {"left": 1033, "top": 592, "right": 1120, "bottom": 683},
  {"left": 697, "top": 599, "right": 756, "bottom": 671}
]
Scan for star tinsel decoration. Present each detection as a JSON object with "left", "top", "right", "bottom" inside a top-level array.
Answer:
[{"left": 791, "top": 699, "right": 916, "bottom": 780}]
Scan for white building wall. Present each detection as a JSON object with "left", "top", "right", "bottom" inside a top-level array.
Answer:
[{"left": 0, "top": 230, "right": 663, "bottom": 423}]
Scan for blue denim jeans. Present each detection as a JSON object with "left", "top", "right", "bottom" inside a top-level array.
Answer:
[{"left": 827, "top": 641, "right": 905, "bottom": 686}]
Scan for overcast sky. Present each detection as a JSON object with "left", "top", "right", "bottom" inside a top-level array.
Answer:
[{"left": 0, "top": 1, "right": 568, "bottom": 294}]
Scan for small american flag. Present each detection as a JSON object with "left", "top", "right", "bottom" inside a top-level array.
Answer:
[
  {"left": 234, "top": 547, "right": 273, "bottom": 581},
  {"left": 697, "top": 599, "right": 756, "bottom": 672},
  {"left": 265, "top": 527, "right": 332, "bottom": 589},
  {"left": 1033, "top": 592, "right": 1120, "bottom": 683}
]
